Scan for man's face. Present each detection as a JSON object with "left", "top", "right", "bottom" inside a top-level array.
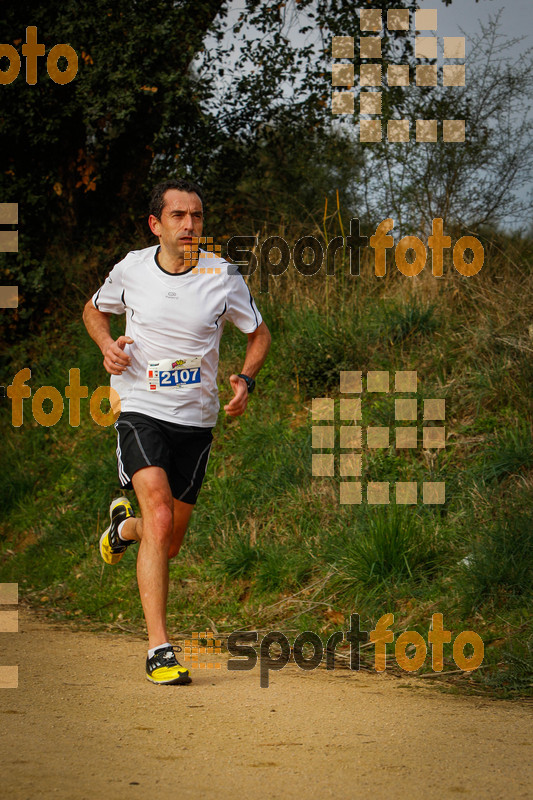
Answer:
[{"left": 149, "top": 189, "right": 204, "bottom": 260}]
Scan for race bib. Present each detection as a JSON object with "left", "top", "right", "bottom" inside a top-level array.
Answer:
[{"left": 147, "top": 357, "right": 202, "bottom": 391}]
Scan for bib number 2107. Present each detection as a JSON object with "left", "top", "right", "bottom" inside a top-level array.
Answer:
[{"left": 159, "top": 368, "right": 200, "bottom": 387}]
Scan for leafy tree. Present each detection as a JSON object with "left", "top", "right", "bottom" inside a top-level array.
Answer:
[
  {"left": 356, "top": 13, "right": 533, "bottom": 234},
  {"left": 204, "top": 0, "right": 418, "bottom": 138},
  {"left": 196, "top": 1, "right": 419, "bottom": 238},
  {"left": 0, "top": 0, "right": 225, "bottom": 331}
]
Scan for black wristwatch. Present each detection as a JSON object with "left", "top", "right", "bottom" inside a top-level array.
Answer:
[{"left": 237, "top": 373, "right": 256, "bottom": 394}]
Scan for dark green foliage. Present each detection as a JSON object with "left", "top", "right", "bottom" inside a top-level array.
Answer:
[
  {"left": 255, "top": 543, "right": 313, "bottom": 593},
  {"left": 482, "top": 638, "right": 533, "bottom": 696},
  {"left": 385, "top": 303, "right": 437, "bottom": 345},
  {"left": 217, "top": 535, "right": 260, "bottom": 579},
  {"left": 458, "top": 500, "right": 533, "bottom": 609},
  {"left": 478, "top": 425, "right": 533, "bottom": 484},
  {"left": 287, "top": 309, "right": 366, "bottom": 397},
  {"left": 212, "top": 0, "right": 418, "bottom": 140},
  {"left": 285, "top": 301, "right": 437, "bottom": 397},
  {"left": 214, "top": 124, "right": 364, "bottom": 236}
]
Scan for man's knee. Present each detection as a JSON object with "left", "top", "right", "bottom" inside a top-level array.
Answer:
[{"left": 142, "top": 496, "right": 174, "bottom": 546}]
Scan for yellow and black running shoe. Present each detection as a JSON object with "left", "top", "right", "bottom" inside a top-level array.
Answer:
[
  {"left": 146, "top": 645, "right": 192, "bottom": 686},
  {"left": 99, "top": 496, "right": 136, "bottom": 565}
]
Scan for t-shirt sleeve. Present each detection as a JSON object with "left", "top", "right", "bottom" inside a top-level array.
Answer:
[
  {"left": 91, "top": 259, "right": 127, "bottom": 314},
  {"left": 225, "top": 271, "right": 262, "bottom": 333}
]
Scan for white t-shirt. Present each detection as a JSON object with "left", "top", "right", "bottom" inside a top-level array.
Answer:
[{"left": 92, "top": 245, "right": 262, "bottom": 426}]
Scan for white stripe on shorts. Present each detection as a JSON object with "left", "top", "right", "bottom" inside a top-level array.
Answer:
[{"left": 115, "top": 423, "right": 130, "bottom": 486}]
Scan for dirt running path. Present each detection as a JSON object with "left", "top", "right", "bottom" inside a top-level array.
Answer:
[{"left": 1, "top": 612, "right": 532, "bottom": 799}]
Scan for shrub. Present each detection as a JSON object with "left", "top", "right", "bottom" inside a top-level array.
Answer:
[
  {"left": 458, "top": 502, "right": 533, "bottom": 609},
  {"left": 334, "top": 506, "right": 438, "bottom": 592}
]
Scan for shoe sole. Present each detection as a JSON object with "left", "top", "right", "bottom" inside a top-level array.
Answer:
[
  {"left": 146, "top": 673, "right": 192, "bottom": 686},
  {"left": 99, "top": 496, "right": 134, "bottom": 565},
  {"left": 99, "top": 528, "right": 125, "bottom": 565}
]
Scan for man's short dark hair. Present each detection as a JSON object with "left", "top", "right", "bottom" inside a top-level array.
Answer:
[{"left": 149, "top": 179, "right": 204, "bottom": 220}]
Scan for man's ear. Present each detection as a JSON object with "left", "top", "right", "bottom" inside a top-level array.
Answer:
[{"left": 148, "top": 214, "right": 160, "bottom": 237}]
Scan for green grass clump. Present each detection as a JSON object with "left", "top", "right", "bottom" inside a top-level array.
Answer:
[
  {"left": 217, "top": 534, "right": 260, "bottom": 579},
  {"left": 383, "top": 301, "right": 437, "bottom": 344},
  {"left": 286, "top": 308, "right": 364, "bottom": 396},
  {"left": 458, "top": 497, "right": 533, "bottom": 610},
  {"left": 478, "top": 424, "right": 533, "bottom": 484},
  {"left": 333, "top": 507, "right": 439, "bottom": 591},
  {"left": 255, "top": 543, "right": 314, "bottom": 593}
]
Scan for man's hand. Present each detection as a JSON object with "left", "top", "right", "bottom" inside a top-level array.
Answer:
[
  {"left": 224, "top": 374, "right": 249, "bottom": 417},
  {"left": 103, "top": 336, "right": 134, "bottom": 376},
  {"left": 82, "top": 303, "right": 134, "bottom": 377}
]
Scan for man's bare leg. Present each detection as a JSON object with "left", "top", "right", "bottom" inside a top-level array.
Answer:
[{"left": 119, "top": 466, "right": 194, "bottom": 650}]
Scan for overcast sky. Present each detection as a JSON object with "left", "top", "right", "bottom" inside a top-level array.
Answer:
[
  {"left": 418, "top": 0, "right": 531, "bottom": 49},
  {"left": 207, "top": 1, "right": 532, "bottom": 84}
]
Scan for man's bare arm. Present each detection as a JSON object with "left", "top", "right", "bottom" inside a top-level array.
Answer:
[
  {"left": 224, "top": 321, "right": 271, "bottom": 416},
  {"left": 240, "top": 320, "right": 271, "bottom": 379},
  {"left": 82, "top": 300, "right": 133, "bottom": 376}
]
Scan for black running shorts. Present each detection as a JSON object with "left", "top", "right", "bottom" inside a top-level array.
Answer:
[{"left": 114, "top": 412, "right": 213, "bottom": 504}]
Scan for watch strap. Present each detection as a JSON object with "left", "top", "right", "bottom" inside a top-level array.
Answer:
[{"left": 237, "top": 373, "right": 256, "bottom": 393}]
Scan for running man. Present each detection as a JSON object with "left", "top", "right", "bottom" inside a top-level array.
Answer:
[{"left": 83, "top": 179, "right": 271, "bottom": 685}]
